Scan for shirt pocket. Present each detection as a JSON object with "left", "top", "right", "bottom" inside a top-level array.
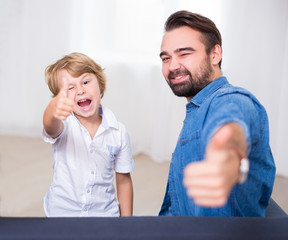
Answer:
[
  {"left": 92, "top": 145, "right": 119, "bottom": 185},
  {"left": 180, "top": 130, "right": 201, "bottom": 168},
  {"left": 106, "top": 145, "right": 120, "bottom": 161}
]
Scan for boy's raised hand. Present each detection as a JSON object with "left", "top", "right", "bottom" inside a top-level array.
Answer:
[{"left": 52, "top": 77, "right": 76, "bottom": 120}]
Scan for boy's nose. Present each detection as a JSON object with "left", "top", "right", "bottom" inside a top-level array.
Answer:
[{"left": 76, "top": 86, "right": 85, "bottom": 95}]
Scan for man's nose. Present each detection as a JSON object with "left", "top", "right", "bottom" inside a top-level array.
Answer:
[{"left": 168, "top": 57, "right": 181, "bottom": 72}]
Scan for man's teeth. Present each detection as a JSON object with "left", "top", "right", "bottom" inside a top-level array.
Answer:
[{"left": 175, "top": 75, "right": 184, "bottom": 80}]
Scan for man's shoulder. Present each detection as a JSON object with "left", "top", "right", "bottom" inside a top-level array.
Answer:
[
  {"left": 214, "top": 83, "right": 261, "bottom": 105},
  {"left": 218, "top": 83, "right": 252, "bottom": 96}
]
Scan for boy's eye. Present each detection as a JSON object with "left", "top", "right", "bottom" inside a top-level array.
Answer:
[
  {"left": 68, "top": 86, "right": 74, "bottom": 90},
  {"left": 84, "top": 80, "right": 89, "bottom": 85}
]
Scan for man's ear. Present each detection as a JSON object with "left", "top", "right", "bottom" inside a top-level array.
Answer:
[{"left": 210, "top": 44, "right": 222, "bottom": 66}]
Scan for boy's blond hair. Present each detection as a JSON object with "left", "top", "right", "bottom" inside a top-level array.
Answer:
[{"left": 45, "top": 52, "right": 106, "bottom": 98}]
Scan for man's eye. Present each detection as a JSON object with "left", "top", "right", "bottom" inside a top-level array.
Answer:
[{"left": 161, "top": 57, "right": 170, "bottom": 62}]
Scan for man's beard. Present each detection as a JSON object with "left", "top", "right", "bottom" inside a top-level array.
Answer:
[{"left": 167, "top": 57, "right": 213, "bottom": 98}]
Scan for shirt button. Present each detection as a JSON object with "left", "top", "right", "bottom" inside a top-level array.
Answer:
[
  {"left": 87, "top": 189, "right": 90, "bottom": 193},
  {"left": 90, "top": 149, "right": 93, "bottom": 153},
  {"left": 91, "top": 171, "right": 94, "bottom": 175}
]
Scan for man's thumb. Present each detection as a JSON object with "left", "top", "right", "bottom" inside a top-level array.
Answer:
[{"left": 207, "top": 125, "right": 232, "bottom": 152}]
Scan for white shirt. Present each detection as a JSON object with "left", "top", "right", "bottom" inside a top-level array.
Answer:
[{"left": 42, "top": 105, "right": 134, "bottom": 217}]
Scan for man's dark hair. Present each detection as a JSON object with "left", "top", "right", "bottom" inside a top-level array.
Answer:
[{"left": 165, "top": 10, "right": 222, "bottom": 68}]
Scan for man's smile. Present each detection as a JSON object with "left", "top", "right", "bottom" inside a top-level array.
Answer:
[{"left": 170, "top": 74, "right": 189, "bottom": 84}]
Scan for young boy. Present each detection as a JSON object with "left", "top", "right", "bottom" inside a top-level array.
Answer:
[{"left": 42, "top": 52, "right": 134, "bottom": 217}]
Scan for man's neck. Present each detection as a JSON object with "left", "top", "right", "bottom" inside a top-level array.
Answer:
[{"left": 186, "top": 70, "right": 222, "bottom": 102}]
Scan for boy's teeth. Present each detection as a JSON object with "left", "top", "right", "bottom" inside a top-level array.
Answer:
[{"left": 78, "top": 99, "right": 91, "bottom": 107}]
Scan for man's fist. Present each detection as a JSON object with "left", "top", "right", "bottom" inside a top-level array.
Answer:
[{"left": 183, "top": 123, "right": 246, "bottom": 207}]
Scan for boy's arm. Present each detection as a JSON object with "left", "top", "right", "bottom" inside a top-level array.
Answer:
[
  {"left": 116, "top": 172, "right": 133, "bottom": 216},
  {"left": 43, "top": 77, "right": 75, "bottom": 138}
]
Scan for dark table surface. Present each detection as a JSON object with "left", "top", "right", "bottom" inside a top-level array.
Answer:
[{"left": 1, "top": 216, "right": 288, "bottom": 240}]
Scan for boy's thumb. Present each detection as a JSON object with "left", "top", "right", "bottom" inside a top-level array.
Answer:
[{"left": 59, "top": 77, "right": 69, "bottom": 97}]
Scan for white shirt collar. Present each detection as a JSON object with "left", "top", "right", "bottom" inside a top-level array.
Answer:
[
  {"left": 100, "top": 105, "right": 119, "bottom": 130},
  {"left": 70, "top": 104, "right": 119, "bottom": 131}
]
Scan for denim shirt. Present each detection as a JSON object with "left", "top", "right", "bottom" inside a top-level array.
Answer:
[{"left": 159, "top": 76, "right": 276, "bottom": 217}]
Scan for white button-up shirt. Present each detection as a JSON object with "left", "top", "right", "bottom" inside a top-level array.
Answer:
[{"left": 42, "top": 105, "right": 134, "bottom": 217}]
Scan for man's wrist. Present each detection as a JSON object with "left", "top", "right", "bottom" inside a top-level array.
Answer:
[{"left": 228, "top": 146, "right": 249, "bottom": 184}]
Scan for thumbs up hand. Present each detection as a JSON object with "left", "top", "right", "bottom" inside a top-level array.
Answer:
[
  {"left": 43, "top": 72, "right": 78, "bottom": 138},
  {"left": 52, "top": 77, "right": 76, "bottom": 120},
  {"left": 183, "top": 123, "right": 247, "bottom": 207}
]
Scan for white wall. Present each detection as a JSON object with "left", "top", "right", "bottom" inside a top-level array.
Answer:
[
  {"left": 0, "top": 0, "right": 287, "bottom": 177},
  {"left": 0, "top": 0, "right": 71, "bottom": 135},
  {"left": 221, "top": 0, "right": 288, "bottom": 177}
]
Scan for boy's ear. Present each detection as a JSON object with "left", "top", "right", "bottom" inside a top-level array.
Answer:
[{"left": 210, "top": 44, "right": 222, "bottom": 66}]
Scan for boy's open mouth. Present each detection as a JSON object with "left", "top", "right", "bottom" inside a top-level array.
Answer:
[{"left": 77, "top": 99, "right": 91, "bottom": 107}]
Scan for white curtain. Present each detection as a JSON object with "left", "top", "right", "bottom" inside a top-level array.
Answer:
[
  {"left": 220, "top": 0, "right": 288, "bottom": 177},
  {"left": 0, "top": 0, "right": 287, "bottom": 177}
]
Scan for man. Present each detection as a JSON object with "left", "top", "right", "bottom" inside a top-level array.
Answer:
[{"left": 159, "top": 10, "right": 275, "bottom": 217}]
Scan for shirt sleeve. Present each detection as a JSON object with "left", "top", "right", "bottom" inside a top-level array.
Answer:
[
  {"left": 42, "top": 120, "right": 67, "bottom": 145},
  {"left": 114, "top": 123, "right": 135, "bottom": 173},
  {"left": 202, "top": 91, "right": 258, "bottom": 155}
]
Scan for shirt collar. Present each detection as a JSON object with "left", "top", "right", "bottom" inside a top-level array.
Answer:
[
  {"left": 71, "top": 105, "right": 119, "bottom": 131},
  {"left": 100, "top": 105, "right": 119, "bottom": 130},
  {"left": 187, "top": 76, "right": 228, "bottom": 108}
]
